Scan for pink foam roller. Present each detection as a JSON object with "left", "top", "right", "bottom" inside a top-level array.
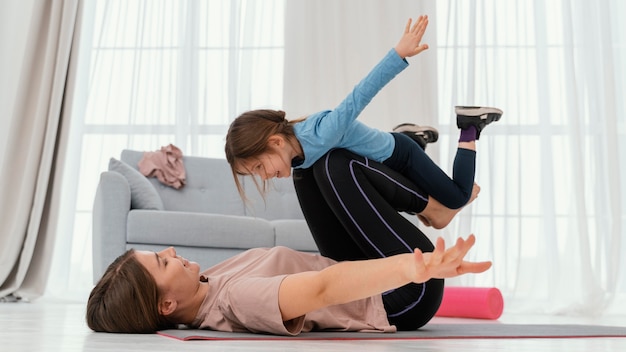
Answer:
[{"left": 435, "top": 287, "right": 504, "bottom": 320}]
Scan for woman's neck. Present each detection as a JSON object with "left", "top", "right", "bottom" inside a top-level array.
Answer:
[{"left": 176, "top": 281, "right": 210, "bottom": 325}]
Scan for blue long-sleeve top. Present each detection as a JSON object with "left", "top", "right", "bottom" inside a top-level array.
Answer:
[{"left": 292, "top": 48, "right": 408, "bottom": 169}]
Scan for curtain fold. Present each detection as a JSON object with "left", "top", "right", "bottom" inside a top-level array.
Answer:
[{"left": 0, "top": 0, "right": 81, "bottom": 300}]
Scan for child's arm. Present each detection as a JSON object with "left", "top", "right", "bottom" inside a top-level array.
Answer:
[
  {"left": 304, "top": 15, "right": 431, "bottom": 147},
  {"left": 394, "top": 15, "right": 430, "bottom": 59},
  {"left": 278, "top": 234, "right": 491, "bottom": 321}
]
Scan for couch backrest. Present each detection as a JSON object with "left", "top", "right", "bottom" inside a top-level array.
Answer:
[
  {"left": 243, "top": 176, "right": 305, "bottom": 220},
  {"left": 120, "top": 149, "right": 305, "bottom": 220}
]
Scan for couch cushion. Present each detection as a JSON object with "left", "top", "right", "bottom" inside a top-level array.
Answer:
[
  {"left": 127, "top": 210, "right": 275, "bottom": 249},
  {"left": 108, "top": 158, "right": 164, "bottom": 210},
  {"left": 273, "top": 219, "right": 317, "bottom": 252},
  {"left": 243, "top": 177, "right": 305, "bottom": 221},
  {"left": 121, "top": 150, "right": 245, "bottom": 215}
]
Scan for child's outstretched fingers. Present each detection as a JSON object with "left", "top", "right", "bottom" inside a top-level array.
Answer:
[
  {"left": 395, "top": 14, "right": 430, "bottom": 58},
  {"left": 409, "top": 15, "right": 429, "bottom": 55},
  {"left": 404, "top": 18, "right": 413, "bottom": 34},
  {"left": 411, "top": 15, "right": 428, "bottom": 37}
]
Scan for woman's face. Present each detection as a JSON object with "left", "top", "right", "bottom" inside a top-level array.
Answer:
[{"left": 135, "top": 247, "right": 202, "bottom": 299}]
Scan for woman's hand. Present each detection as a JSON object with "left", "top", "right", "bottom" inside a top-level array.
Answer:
[
  {"left": 394, "top": 15, "right": 430, "bottom": 59},
  {"left": 409, "top": 235, "right": 492, "bottom": 283},
  {"left": 279, "top": 234, "right": 491, "bottom": 321}
]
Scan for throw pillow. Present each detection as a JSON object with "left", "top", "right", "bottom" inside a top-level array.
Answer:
[{"left": 108, "top": 158, "right": 165, "bottom": 210}]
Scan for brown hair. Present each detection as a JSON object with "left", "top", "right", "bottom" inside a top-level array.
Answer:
[
  {"left": 224, "top": 109, "right": 302, "bottom": 199},
  {"left": 86, "top": 249, "right": 176, "bottom": 333}
]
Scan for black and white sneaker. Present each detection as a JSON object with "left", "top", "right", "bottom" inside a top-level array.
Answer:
[
  {"left": 392, "top": 123, "right": 439, "bottom": 150},
  {"left": 455, "top": 106, "right": 503, "bottom": 139}
]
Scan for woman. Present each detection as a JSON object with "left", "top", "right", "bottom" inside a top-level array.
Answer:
[
  {"left": 87, "top": 238, "right": 487, "bottom": 335},
  {"left": 87, "top": 149, "right": 489, "bottom": 335}
]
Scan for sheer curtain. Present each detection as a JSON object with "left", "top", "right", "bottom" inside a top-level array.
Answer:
[
  {"left": 47, "top": 0, "right": 285, "bottom": 299},
  {"left": 436, "top": 0, "right": 625, "bottom": 315}
]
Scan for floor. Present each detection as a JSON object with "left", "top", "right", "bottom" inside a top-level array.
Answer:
[{"left": 2, "top": 298, "right": 626, "bottom": 352}]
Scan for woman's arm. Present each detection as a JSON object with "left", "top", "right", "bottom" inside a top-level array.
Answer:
[{"left": 278, "top": 234, "right": 491, "bottom": 321}]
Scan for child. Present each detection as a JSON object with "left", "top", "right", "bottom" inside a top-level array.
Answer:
[{"left": 225, "top": 15, "right": 502, "bottom": 211}]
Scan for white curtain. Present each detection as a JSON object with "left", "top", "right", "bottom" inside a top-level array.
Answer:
[
  {"left": 0, "top": 0, "right": 81, "bottom": 300},
  {"left": 284, "top": 0, "right": 625, "bottom": 316},
  {"left": 47, "top": 0, "right": 286, "bottom": 299},
  {"left": 436, "top": 0, "right": 625, "bottom": 315}
]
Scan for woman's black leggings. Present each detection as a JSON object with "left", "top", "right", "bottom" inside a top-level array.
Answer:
[{"left": 292, "top": 149, "right": 444, "bottom": 330}]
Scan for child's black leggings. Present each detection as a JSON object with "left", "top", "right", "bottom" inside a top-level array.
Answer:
[
  {"left": 384, "top": 132, "right": 476, "bottom": 209},
  {"left": 292, "top": 148, "right": 444, "bottom": 330}
]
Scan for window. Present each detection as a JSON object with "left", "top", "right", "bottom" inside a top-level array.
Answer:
[
  {"left": 50, "top": 0, "right": 285, "bottom": 296},
  {"left": 435, "top": 0, "right": 625, "bottom": 310}
]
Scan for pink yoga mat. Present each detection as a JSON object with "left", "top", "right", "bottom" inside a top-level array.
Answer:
[{"left": 435, "top": 287, "right": 504, "bottom": 320}]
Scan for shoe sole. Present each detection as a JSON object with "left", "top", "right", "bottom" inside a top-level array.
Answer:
[
  {"left": 455, "top": 106, "right": 502, "bottom": 134},
  {"left": 392, "top": 123, "right": 439, "bottom": 141},
  {"left": 455, "top": 106, "right": 503, "bottom": 117}
]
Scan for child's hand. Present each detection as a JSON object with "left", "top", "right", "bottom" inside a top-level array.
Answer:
[
  {"left": 394, "top": 15, "right": 430, "bottom": 59},
  {"left": 409, "top": 235, "right": 492, "bottom": 283}
]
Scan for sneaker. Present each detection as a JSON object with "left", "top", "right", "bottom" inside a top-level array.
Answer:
[
  {"left": 393, "top": 123, "right": 439, "bottom": 150},
  {"left": 455, "top": 106, "right": 503, "bottom": 139}
]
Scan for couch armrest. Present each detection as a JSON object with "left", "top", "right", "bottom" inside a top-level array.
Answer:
[{"left": 92, "top": 171, "right": 131, "bottom": 283}]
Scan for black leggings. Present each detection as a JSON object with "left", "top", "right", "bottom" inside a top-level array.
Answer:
[
  {"left": 384, "top": 132, "right": 476, "bottom": 209},
  {"left": 293, "top": 149, "right": 444, "bottom": 330}
]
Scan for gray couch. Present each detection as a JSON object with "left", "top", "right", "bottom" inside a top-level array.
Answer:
[{"left": 92, "top": 149, "right": 317, "bottom": 282}]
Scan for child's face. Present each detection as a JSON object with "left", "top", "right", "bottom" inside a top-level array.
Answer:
[
  {"left": 240, "top": 151, "right": 292, "bottom": 180},
  {"left": 238, "top": 135, "right": 295, "bottom": 180}
]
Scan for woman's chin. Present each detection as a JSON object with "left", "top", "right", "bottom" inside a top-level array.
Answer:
[{"left": 189, "top": 262, "right": 201, "bottom": 272}]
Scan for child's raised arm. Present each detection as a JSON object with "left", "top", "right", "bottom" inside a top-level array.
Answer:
[
  {"left": 278, "top": 234, "right": 491, "bottom": 321},
  {"left": 394, "top": 15, "right": 430, "bottom": 59}
]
